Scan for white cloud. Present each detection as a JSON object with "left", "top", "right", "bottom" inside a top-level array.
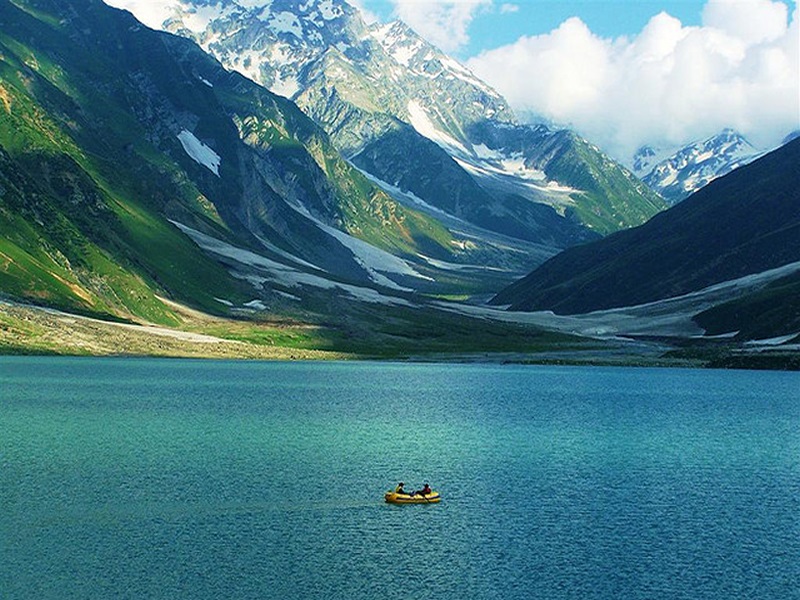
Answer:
[
  {"left": 467, "top": 0, "right": 800, "bottom": 160},
  {"left": 348, "top": 0, "right": 381, "bottom": 24},
  {"left": 500, "top": 3, "right": 519, "bottom": 14},
  {"left": 389, "top": 0, "right": 491, "bottom": 53},
  {"left": 103, "top": 0, "right": 179, "bottom": 29},
  {"left": 703, "top": 0, "right": 790, "bottom": 44}
]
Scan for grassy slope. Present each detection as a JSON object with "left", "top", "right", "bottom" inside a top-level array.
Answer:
[
  {"left": 0, "top": 0, "right": 250, "bottom": 322},
  {"left": 0, "top": 295, "right": 590, "bottom": 361},
  {"left": 541, "top": 132, "right": 666, "bottom": 236}
]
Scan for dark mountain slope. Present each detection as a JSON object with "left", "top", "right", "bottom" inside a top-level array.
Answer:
[
  {"left": 492, "top": 138, "right": 800, "bottom": 315},
  {"left": 694, "top": 270, "right": 800, "bottom": 341}
]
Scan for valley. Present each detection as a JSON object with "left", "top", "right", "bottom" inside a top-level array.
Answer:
[{"left": 0, "top": 0, "right": 797, "bottom": 369}]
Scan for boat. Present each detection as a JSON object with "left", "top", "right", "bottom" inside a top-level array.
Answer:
[{"left": 384, "top": 490, "right": 441, "bottom": 504}]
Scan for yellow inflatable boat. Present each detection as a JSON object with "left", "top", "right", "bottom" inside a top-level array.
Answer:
[{"left": 384, "top": 491, "right": 441, "bottom": 504}]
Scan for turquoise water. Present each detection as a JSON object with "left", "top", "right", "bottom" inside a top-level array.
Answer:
[{"left": 2, "top": 357, "right": 799, "bottom": 599}]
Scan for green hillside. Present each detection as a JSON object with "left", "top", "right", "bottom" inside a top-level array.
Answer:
[
  {"left": 541, "top": 131, "right": 666, "bottom": 235},
  {"left": 0, "top": 0, "right": 459, "bottom": 322},
  {"left": 0, "top": 2, "right": 246, "bottom": 321}
]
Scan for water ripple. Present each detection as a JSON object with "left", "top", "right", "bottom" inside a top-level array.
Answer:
[{"left": 2, "top": 358, "right": 799, "bottom": 599}]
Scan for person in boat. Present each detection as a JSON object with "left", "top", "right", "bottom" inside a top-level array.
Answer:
[
  {"left": 395, "top": 482, "right": 406, "bottom": 495},
  {"left": 413, "top": 483, "right": 432, "bottom": 496}
]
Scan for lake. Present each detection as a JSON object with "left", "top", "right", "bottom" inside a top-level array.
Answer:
[{"left": 2, "top": 357, "right": 799, "bottom": 599}]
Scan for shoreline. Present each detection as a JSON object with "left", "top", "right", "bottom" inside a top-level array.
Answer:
[{"left": 3, "top": 299, "right": 798, "bottom": 371}]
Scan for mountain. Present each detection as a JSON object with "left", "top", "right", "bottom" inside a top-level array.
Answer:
[
  {"left": 0, "top": 0, "right": 794, "bottom": 365},
  {"left": 115, "top": 0, "right": 665, "bottom": 243},
  {"left": 633, "top": 129, "right": 764, "bottom": 204},
  {"left": 0, "top": 0, "right": 249, "bottom": 323},
  {"left": 2, "top": 0, "right": 518, "bottom": 323},
  {"left": 491, "top": 138, "right": 800, "bottom": 341},
  {"left": 783, "top": 130, "right": 800, "bottom": 145}
]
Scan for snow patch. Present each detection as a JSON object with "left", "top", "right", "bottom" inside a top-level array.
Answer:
[
  {"left": 371, "top": 22, "right": 425, "bottom": 67},
  {"left": 288, "top": 203, "right": 433, "bottom": 289},
  {"left": 243, "top": 299, "right": 267, "bottom": 310},
  {"left": 177, "top": 129, "right": 220, "bottom": 176},
  {"left": 484, "top": 153, "right": 549, "bottom": 183},
  {"left": 693, "top": 331, "right": 739, "bottom": 339},
  {"left": 181, "top": 3, "right": 228, "bottom": 33},
  {"left": 745, "top": 333, "right": 800, "bottom": 346},
  {"left": 232, "top": 49, "right": 266, "bottom": 84},
  {"left": 256, "top": 4, "right": 272, "bottom": 21},
  {"left": 419, "top": 254, "right": 507, "bottom": 273},
  {"left": 439, "top": 56, "right": 500, "bottom": 97},
  {"left": 471, "top": 143, "right": 502, "bottom": 160},
  {"left": 453, "top": 155, "right": 577, "bottom": 213},
  {"left": 274, "top": 290, "right": 301, "bottom": 302},
  {"left": 270, "top": 11, "right": 303, "bottom": 38},
  {"left": 271, "top": 73, "right": 300, "bottom": 98},
  {"left": 238, "top": 0, "right": 272, "bottom": 9},
  {"left": 102, "top": 0, "right": 182, "bottom": 29},
  {"left": 406, "top": 100, "right": 469, "bottom": 155},
  {"left": 171, "top": 222, "right": 416, "bottom": 308},
  {"left": 252, "top": 233, "right": 319, "bottom": 271},
  {"left": 317, "top": 0, "right": 342, "bottom": 20}
]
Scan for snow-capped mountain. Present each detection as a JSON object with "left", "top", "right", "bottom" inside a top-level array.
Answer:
[
  {"left": 108, "top": 0, "right": 663, "bottom": 242},
  {"left": 153, "top": 0, "right": 511, "bottom": 153},
  {"left": 633, "top": 130, "right": 764, "bottom": 204}
]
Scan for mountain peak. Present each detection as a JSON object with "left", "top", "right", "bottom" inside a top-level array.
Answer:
[
  {"left": 637, "top": 129, "right": 763, "bottom": 203},
  {"left": 632, "top": 145, "right": 658, "bottom": 174}
]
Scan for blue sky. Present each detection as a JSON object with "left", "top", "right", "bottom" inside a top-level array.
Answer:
[
  {"left": 359, "top": 1, "right": 710, "bottom": 57},
  {"left": 466, "top": 1, "right": 709, "bottom": 55}
]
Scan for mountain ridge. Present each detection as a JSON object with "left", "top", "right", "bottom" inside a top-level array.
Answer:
[{"left": 4, "top": 0, "right": 795, "bottom": 365}]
